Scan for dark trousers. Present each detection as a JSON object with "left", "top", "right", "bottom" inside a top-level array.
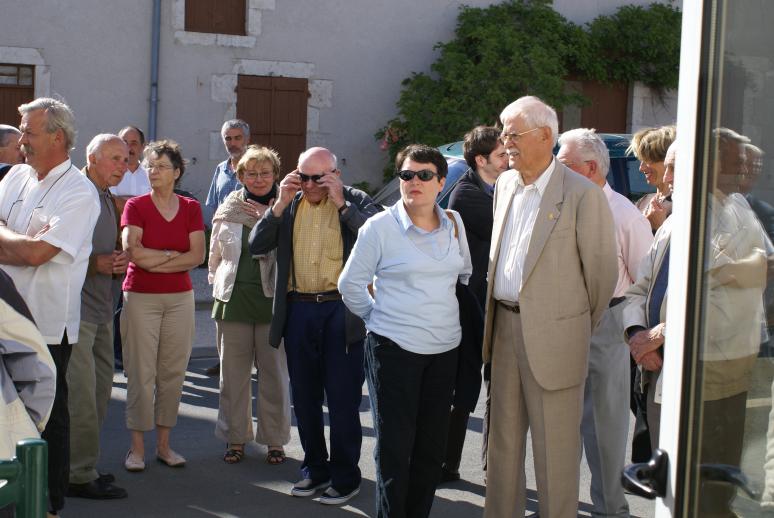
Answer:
[
  {"left": 43, "top": 334, "right": 73, "bottom": 513},
  {"left": 444, "top": 371, "right": 492, "bottom": 476},
  {"left": 113, "top": 291, "right": 123, "bottom": 365},
  {"left": 283, "top": 300, "right": 364, "bottom": 492},
  {"left": 630, "top": 357, "right": 652, "bottom": 462},
  {"left": 365, "top": 333, "right": 458, "bottom": 518},
  {"left": 443, "top": 406, "right": 469, "bottom": 473}
]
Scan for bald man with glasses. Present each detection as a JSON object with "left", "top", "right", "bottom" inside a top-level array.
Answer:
[{"left": 249, "top": 146, "right": 380, "bottom": 505}]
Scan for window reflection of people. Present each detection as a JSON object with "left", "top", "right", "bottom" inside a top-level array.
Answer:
[{"left": 625, "top": 131, "right": 767, "bottom": 517}]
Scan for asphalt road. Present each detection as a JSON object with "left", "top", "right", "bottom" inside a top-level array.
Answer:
[
  {"left": 65, "top": 269, "right": 657, "bottom": 517},
  {"left": 62, "top": 354, "right": 657, "bottom": 518}
]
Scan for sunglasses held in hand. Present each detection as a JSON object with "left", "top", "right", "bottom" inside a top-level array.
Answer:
[
  {"left": 396, "top": 169, "right": 440, "bottom": 182},
  {"left": 297, "top": 168, "right": 336, "bottom": 184},
  {"left": 298, "top": 173, "right": 324, "bottom": 184}
]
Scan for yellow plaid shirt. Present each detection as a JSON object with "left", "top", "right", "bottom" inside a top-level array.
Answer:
[{"left": 289, "top": 196, "right": 344, "bottom": 292}]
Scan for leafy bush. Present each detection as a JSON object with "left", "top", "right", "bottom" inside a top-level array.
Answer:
[{"left": 376, "top": 0, "right": 681, "bottom": 180}]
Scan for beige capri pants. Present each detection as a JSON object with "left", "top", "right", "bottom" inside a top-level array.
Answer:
[
  {"left": 215, "top": 320, "right": 291, "bottom": 446},
  {"left": 121, "top": 290, "right": 195, "bottom": 431}
]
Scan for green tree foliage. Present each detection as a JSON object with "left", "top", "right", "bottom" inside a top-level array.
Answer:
[
  {"left": 583, "top": 3, "right": 681, "bottom": 90},
  {"left": 376, "top": 0, "right": 681, "bottom": 180}
]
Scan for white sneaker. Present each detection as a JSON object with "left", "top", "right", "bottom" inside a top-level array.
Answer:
[{"left": 319, "top": 486, "right": 360, "bottom": 505}]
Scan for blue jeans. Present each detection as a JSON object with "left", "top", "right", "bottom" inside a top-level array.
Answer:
[
  {"left": 283, "top": 300, "right": 364, "bottom": 492},
  {"left": 365, "top": 332, "right": 458, "bottom": 518}
]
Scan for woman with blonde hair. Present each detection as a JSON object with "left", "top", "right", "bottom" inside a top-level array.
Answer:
[
  {"left": 628, "top": 125, "right": 676, "bottom": 231},
  {"left": 208, "top": 145, "right": 291, "bottom": 464}
]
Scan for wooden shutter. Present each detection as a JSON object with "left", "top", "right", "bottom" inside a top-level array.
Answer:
[
  {"left": 0, "top": 64, "right": 34, "bottom": 126},
  {"left": 185, "top": 0, "right": 246, "bottom": 36},
  {"left": 237, "top": 75, "right": 309, "bottom": 177},
  {"left": 579, "top": 80, "right": 629, "bottom": 133}
]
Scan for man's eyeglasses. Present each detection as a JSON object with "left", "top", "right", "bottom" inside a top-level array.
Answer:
[
  {"left": 500, "top": 127, "right": 541, "bottom": 143},
  {"left": 244, "top": 171, "right": 274, "bottom": 181},
  {"left": 298, "top": 169, "right": 335, "bottom": 184},
  {"left": 396, "top": 169, "right": 440, "bottom": 182}
]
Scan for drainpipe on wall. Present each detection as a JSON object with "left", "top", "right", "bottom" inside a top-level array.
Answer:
[{"left": 148, "top": 0, "right": 161, "bottom": 141}]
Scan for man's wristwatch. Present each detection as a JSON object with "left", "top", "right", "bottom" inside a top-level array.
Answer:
[{"left": 338, "top": 203, "right": 348, "bottom": 215}]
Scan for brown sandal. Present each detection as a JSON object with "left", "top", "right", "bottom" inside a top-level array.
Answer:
[
  {"left": 266, "top": 449, "right": 286, "bottom": 465},
  {"left": 224, "top": 446, "right": 244, "bottom": 464}
]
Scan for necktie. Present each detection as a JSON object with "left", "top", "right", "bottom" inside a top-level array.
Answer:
[{"left": 648, "top": 241, "right": 670, "bottom": 328}]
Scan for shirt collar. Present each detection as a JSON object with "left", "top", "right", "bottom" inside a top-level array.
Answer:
[
  {"left": 515, "top": 157, "right": 555, "bottom": 196},
  {"left": 603, "top": 181, "right": 614, "bottom": 199},
  {"left": 28, "top": 158, "right": 73, "bottom": 184},
  {"left": 82, "top": 166, "right": 103, "bottom": 192},
  {"left": 226, "top": 159, "right": 237, "bottom": 175},
  {"left": 126, "top": 163, "right": 146, "bottom": 175},
  {"left": 392, "top": 200, "right": 450, "bottom": 235}
]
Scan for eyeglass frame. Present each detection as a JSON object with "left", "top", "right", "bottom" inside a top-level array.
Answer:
[
  {"left": 144, "top": 161, "right": 175, "bottom": 171},
  {"left": 499, "top": 127, "right": 541, "bottom": 143},
  {"left": 242, "top": 170, "right": 275, "bottom": 181}
]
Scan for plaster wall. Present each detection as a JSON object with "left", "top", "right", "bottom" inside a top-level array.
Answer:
[{"left": 0, "top": 0, "right": 680, "bottom": 199}]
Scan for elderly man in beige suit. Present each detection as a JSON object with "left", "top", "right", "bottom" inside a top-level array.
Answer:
[{"left": 483, "top": 96, "right": 618, "bottom": 518}]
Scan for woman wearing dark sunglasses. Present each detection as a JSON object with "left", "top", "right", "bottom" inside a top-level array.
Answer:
[{"left": 338, "top": 144, "right": 472, "bottom": 518}]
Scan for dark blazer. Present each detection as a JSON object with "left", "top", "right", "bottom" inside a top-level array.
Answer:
[
  {"left": 448, "top": 168, "right": 494, "bottom": 307},
  {"left": 248, "top": 187, "right": 380, "bottom": 348}
]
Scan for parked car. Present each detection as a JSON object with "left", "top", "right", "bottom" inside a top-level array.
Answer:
[{"left": 372, "top": 134, "right": 654, "bottom": 208}]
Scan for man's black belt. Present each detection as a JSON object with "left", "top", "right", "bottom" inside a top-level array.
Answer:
[
  {"left": 287, "top": 290, "right": 342, "bottom": 303},
  {"left": 609, "top": 296, "right": 626, "bottom": 308},
  {"left": 497, "top": 300, "right": 520, "bottom": 313}
]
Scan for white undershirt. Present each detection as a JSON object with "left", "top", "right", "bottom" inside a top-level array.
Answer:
[{"left": 493, "top": 159, "right": 556, "bottom": 303}]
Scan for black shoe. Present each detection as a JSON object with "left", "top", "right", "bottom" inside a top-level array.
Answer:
[
  {"left": 440, "top": 467, "right": 461, "bottom": 483},
  {"left": 67, "top": 479, "right": 128, "bottom": 499},
  {"left": 205, "top": 362, "right": 220, "bottom": 377},
  {"left": 97, "top": 472, "right": 115, "bottom": 484}
]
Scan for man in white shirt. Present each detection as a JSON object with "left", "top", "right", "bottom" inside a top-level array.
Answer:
[
  {"left": 110, "top": 126, "right": 150, "bottom": 213},
  {"left": 558, "top": 128, "right": 653, "bottom": 518},
  {"left": 0, "top": 97, "right": 100, "bottom": 516},
  {"left": 110, "top": 126, "right": 150, "bottom": 371},
  {"left": 483, "top": 97, "right": 617, "bottom": 518},
  {"left": 0, "top": 124, "right": 22, "bottom": 166}
]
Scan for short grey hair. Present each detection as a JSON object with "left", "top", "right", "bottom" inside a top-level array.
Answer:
[
  {"left": 0, "top": 125, "right": 20, "bottom": 147},
  {"left": 18, "top": 97, "right": 77, "bottom": 150},
  {"left": 558, "top": 128, "right": 611, "bottom": 178},
  {"left": 85, "top": 133, "right": 124, "bottom": 163},
  {"left": 500, "top": 95, "right": 559, "bottom": 145},
  {"left": 221, "top": 119, "right": 250, "bottom": 139}
]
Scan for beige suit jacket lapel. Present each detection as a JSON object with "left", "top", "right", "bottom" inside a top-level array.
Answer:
[{"left": 521, "top": 164, "right": 564, "bottom": 287}]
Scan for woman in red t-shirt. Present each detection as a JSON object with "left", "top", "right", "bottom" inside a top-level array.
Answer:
[{"left": 120, "top": 140, "right": 205, "bottom": 472}]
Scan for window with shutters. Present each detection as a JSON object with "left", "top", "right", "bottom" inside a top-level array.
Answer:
[
  {"left": 237, "top": 75, "right": 309, "bottom": 177},
  {"left": 185, "top": 0, "right": 246, "bottom": 36},
  {"left": 0, "top": 64, "right": 34, "bottom": 126}
]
